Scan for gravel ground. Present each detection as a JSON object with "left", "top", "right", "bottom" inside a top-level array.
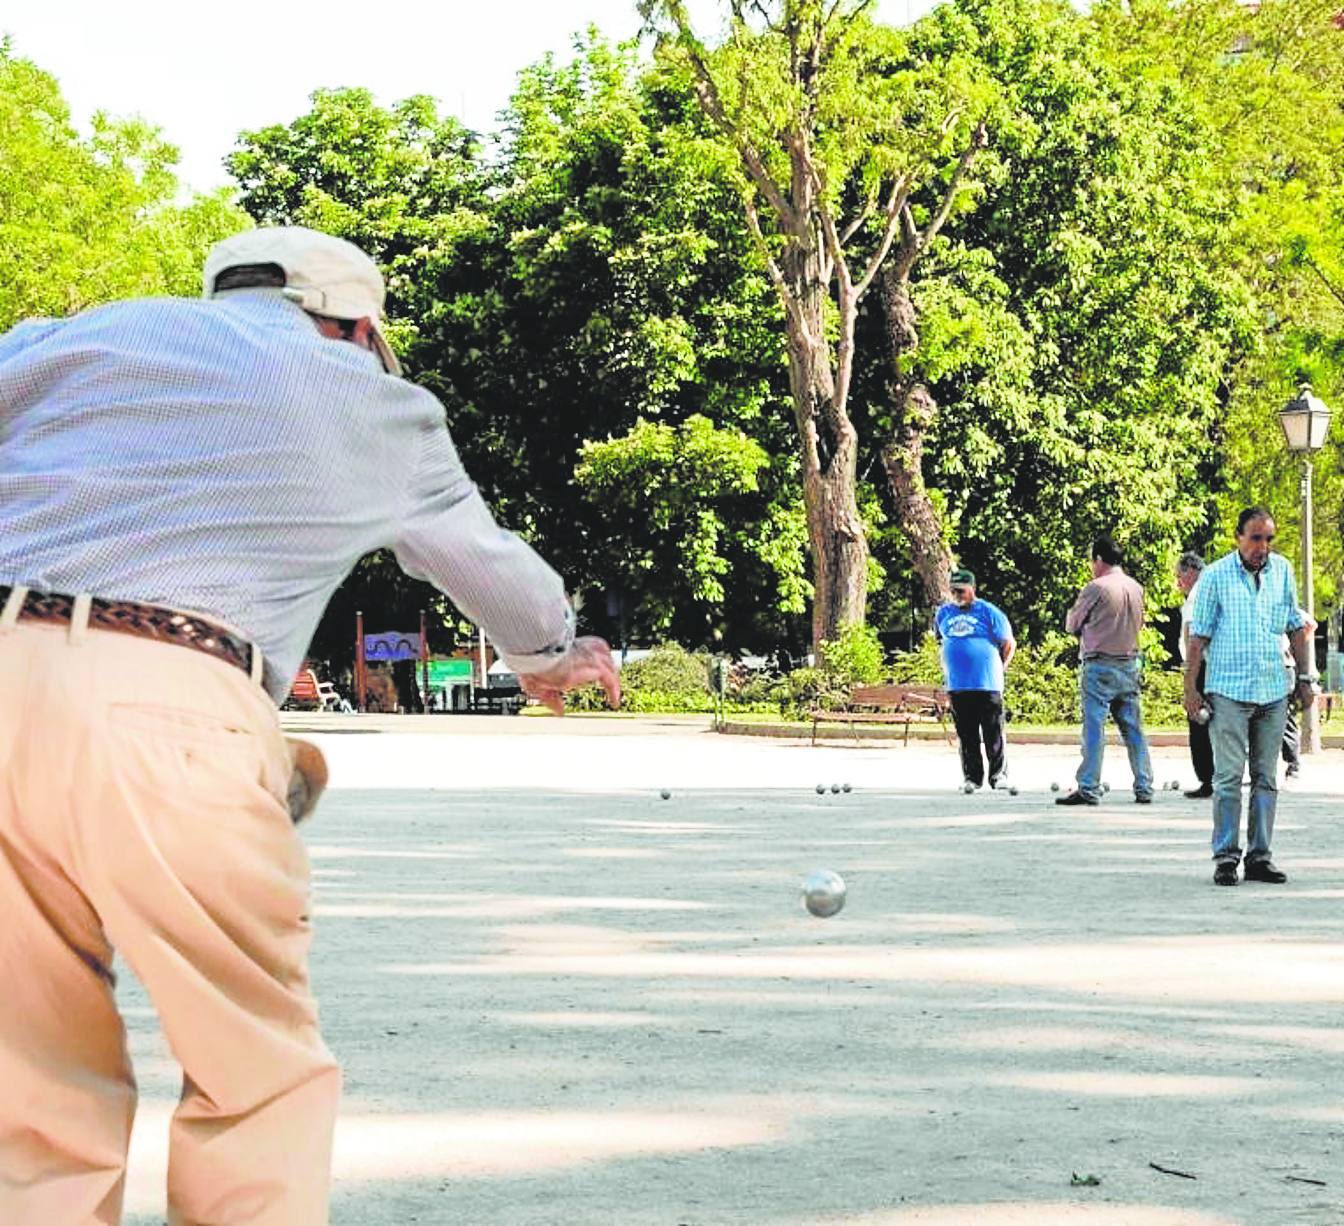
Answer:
[{"left": 120, "top": 719, "right": 1344, "bottom": 1224}]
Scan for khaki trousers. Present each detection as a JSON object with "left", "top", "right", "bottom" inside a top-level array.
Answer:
[{"left": 0, "top": 620, "right": 340, "bottom": 1225}]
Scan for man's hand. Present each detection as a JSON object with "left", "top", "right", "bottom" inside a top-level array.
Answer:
[
  {"left": 518, "top": 635, "right": 621, "bottom": 715},
  {"left": 1183, "top": 688, "right": 1207, "bottom": 722},
  {"left": 1294, "top": 677, "right": 1319, "bottom": 712}
]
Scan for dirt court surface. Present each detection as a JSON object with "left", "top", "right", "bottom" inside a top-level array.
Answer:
[{"left": 121, "top": 717, "right": 1344, "bottom": 1224}]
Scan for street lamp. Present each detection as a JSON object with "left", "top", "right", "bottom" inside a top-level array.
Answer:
[{"left": 1278, "top": 383, "right": 1332, "bottom": 752}]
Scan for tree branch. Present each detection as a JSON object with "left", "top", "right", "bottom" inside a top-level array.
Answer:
[
  {"left": 743, "top": 191, "right": 806, "bottom": 339},
  {"left": 1306, "top": 254, "right": 1344, "bottom": 310},
  {"left": 662, "top": 5, "right": 797, "bottom": 226},
  {"left": 889, "top": 119, "right": 986, "bottom": 284},
  {"left": 850, "top": 171, "right": 914, "bottom": 299}
]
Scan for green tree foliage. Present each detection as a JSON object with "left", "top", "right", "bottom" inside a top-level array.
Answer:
[
  {"left": 1089, "top": 0, "right": 1344, "bottom": 609},
  {"left": 0, "top": 43, "right": 246, "bottom": 329},
  {"left": 574, "top": 414, "right": 770, "bottom": 632},
  {"left": 847, "top": 0, "right": 1256, "bottom": 636}
]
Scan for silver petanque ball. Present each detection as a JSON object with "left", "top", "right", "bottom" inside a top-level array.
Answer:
[
  {"left": 962, "top": 781, "right": 976, "bottom": 794},
  {"left": 1102, "top": 782, "right": 1111, "bottom": 793},
  {"left": 1050, "top": 782, "right": 1061, "bottom": 792},
  {"left": 660, "top": 790, "right": 671, "bottom": 800},
  {"left": 816, "top": 783, "right": 827, "bottom": 795},
  {"left": 842, "top": 783, "right": 852, "bottom": 793},
  {"left": 831, "top": 783, "right": 842, "bottom": 794},
  {"left": 1009, "top": 786, "right": 1019, "bottom": 796},
  {"left": 802, "top": 869, "right": 847, "bottom": 918}
]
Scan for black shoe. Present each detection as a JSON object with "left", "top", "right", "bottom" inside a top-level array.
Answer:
[
  {"left": 1285, "top": 763, "right": 1300, "bottom": 778},
  {"left": 1134, "top": 793, "right": 1153, "bottom": 804},
  {"left": 1243, "top": 860, "right": 1287, "bottom": 884},
  {"left": 1213, "top": 862, "right": 1239, "bottom": 887},
  {"left": 1055, "top": 791, "right": 1099, "bottom": 806},
  {"left": 1184, "top": 784, "right": 1213, "bottom": 799},
  {"left": 989, "top": 776, "right": 1009, "bottom": 790}
]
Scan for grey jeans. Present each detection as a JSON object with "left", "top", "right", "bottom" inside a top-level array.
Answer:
[{"left": 1208, "top": 692, "right": 1288, "bottom": 864}]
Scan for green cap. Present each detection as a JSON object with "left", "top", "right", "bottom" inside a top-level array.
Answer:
[{"left": 949, "top": 568, "right": 976, "bottom": 587}]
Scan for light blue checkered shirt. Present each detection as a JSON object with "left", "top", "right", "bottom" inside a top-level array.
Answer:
[
  {"left": 1190, "top": 549, "right": 1304, "bottom": 704},
  {"left": 0, "top": 291, "right": 574, "bottom": 701}
]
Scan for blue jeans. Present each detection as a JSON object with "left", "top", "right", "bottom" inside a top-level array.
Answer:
[
  {"left": 1208, "top": 692, "right": 1287, "bottom": 865},
  {"left": 1075, "top": 659, "right": 1153, "bottom": 799}
]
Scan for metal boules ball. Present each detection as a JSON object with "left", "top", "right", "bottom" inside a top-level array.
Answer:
[
  {"left": 660, "top": 790, "right": 671, "bottom": 800},
  {"left": 816, "top": 783, "right": 827, "bottom": 795},
  {"left": 802, "top": 869, "right": 847, "bottom": 918}
]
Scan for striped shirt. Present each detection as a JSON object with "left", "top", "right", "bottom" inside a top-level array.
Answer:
[
  {"left": 1190, "top": 549, "right": 1304, "bottom": 704},
  {"left": 0, "top": 291, "right": 574, "bottom": 702}
]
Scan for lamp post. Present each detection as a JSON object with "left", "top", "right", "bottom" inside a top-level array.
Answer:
[{"left": 1278, "top": 383, "right": 1332, "bottom": 753}]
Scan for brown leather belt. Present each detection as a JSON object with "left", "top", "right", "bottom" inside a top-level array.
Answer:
[{"left": 0, "top": 585, "right": 257, "bottom": 680}]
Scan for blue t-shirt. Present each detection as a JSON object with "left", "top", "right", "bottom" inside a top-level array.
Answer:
[{"left": 936, "top": 599, "right": 1012, "bottom": 692}]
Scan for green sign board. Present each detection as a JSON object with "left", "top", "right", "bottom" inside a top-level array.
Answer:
[{"left": 427, "top": 659, "right": 473, "bottom": 689}]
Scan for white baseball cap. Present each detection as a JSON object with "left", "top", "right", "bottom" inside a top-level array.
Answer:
[{"left": 203, "top": 226, "right": 401, "bottom": 375}]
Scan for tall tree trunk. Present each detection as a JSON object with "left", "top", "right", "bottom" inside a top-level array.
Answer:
[
  {"left": 783, "top": 242, "right": 868, "bottom": 653},
  {"left": 880, "top": 269, "right": 953, "bottom": 612}
]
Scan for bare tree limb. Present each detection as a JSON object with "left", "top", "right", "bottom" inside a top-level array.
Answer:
[
  {"left": 662, "top": 6, "right": 797, "bottom": 226},
  {"left": 850, "top": 171, "right": 913, "bottom": 299},
  {"left": 743, "top": 191, "right": 806, "bottom": 338},
  {"left": 889, "top": 119, "right": 986, "bottom": 284}
]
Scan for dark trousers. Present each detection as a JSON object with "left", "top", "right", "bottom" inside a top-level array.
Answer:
[
  {"left": 950, "top": 690, "right": 1006, "bottom": 786},
  {"left": 1188, "top": 660, "right": 1213, "bottom": 785}
]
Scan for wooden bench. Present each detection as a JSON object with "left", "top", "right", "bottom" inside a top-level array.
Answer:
[
  {"left": 809, "top": 683, "right": 952, "bottom": 746},
  {"left": 285, "top": 667, "right": 344, "bottom": 712}
]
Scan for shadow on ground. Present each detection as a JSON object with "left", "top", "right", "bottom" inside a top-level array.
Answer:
[{"left": 122, "top": 785, "right": 1344, "bottom": 1225}]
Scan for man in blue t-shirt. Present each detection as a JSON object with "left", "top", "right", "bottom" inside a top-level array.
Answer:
[{"left": 935, "top": 568, "right": 1016, "bottom": 789}]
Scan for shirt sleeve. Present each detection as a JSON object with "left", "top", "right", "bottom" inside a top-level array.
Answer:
[
  {"left": 392, "top": 417, "right": 575, "bottom": 674},
  {"left": 0, "top": 317, "right": 63, "bottom": 368},
  {"left": 1065, "top": 584, "right": 1097, "bottom": 636},
  {"left": 994, "top": 605, "right": 1013, "bottom": 643},
  {"left": 1283, "top": 570, "right": 1306, "bottom": 633},
  {"left": 1190, "top": 570, "right": 1218, "bottom": 639}
]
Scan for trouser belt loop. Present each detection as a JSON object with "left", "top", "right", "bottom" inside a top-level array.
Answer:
[
  {"left": 0, "top": 585, "right": 29, "bottom": 633},
  {"left": 250, "top": 642, "right": 265, "bottom": 686},
  {"left": 68, "top": 593, "right": 93, "bottom": 645}
]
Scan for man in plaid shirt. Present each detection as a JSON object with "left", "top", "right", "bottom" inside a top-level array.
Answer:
[{"left": 1185, "top": 506, "right": 1316, "bottom": 886}]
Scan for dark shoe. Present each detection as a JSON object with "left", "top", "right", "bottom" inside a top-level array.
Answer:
[
  {"left": 1055, "top": 791, "right": 1100, "bottom": 806},
  {"left": 1134, "top": 793, "right": 1153, "bottom": 804},
  {"left": 1285, "top": 763, "right": 1300, "bottom": 778},
  {"left": 1243, "top": 860, "right": 1287, "bottom": 884},
  {"left": 989, "top": 775, "right": 1009, "bottom": 790},
  {"left": 1184, "top": 784, "right": 1213, "bottom": 799},
  {"left": 1213, "top": 862, "right": 1239, "bottom": 887}
]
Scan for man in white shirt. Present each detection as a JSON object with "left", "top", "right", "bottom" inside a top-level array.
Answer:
[
  {"left": 0, "top": 227, "right": 619, "bottom": 1224},
  {"left": 1176, "top": 552, "right": 1212, "bottom": 797}
]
